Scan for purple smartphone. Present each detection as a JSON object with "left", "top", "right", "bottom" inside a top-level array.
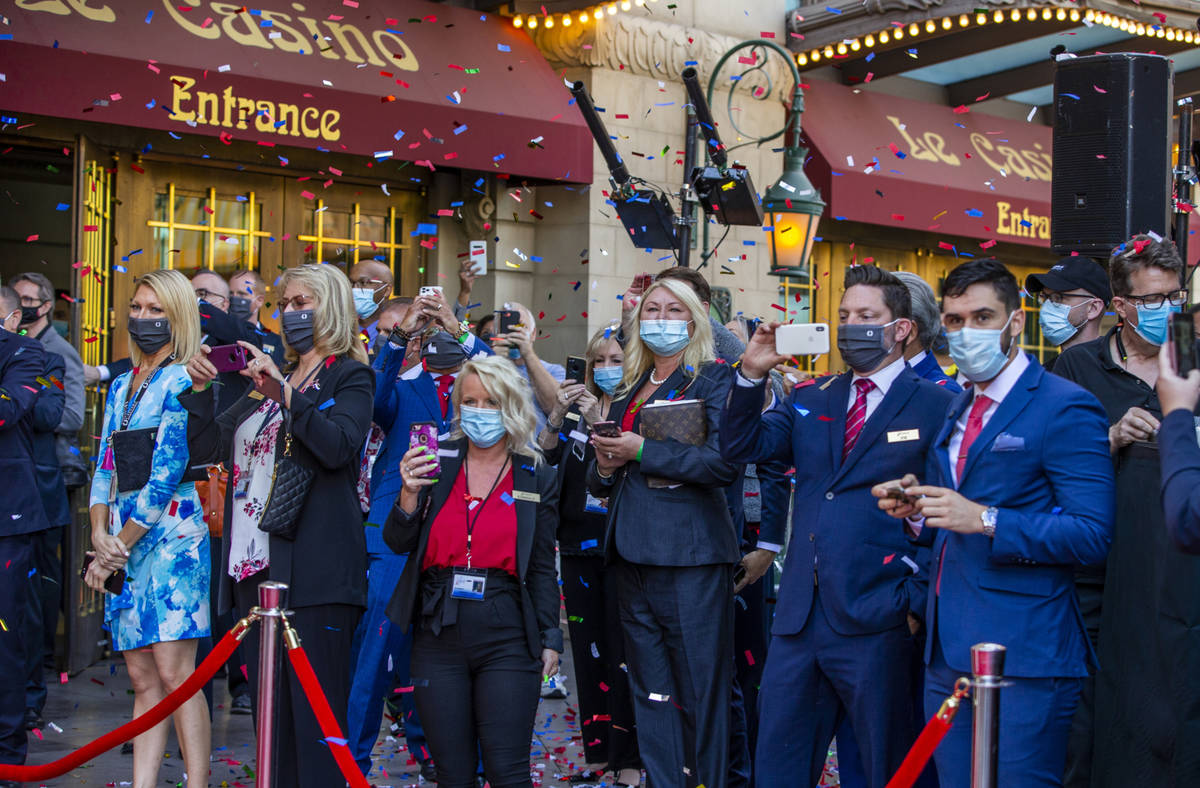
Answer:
[
  {"left": 409, "top": 421, "right": 440, "bottom": 477},
  {"left": 209, "top": 344, "right": 248, "bottom": 373}
]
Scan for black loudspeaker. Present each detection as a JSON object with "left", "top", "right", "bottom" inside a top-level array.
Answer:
[{"left": 1051, "top": 53, "right": 1172, "bottom": 255}]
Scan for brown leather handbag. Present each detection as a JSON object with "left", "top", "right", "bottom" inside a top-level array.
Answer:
[{"left": 197, "top": 465, "right": 228, "bottom": 538}]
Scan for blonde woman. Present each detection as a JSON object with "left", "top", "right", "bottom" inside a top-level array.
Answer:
[
  {"left": 86, "top": 269, "right": 211, "bottom": 787},
  {"left": 587, "top": 277, "right": 740, "bottom": 788},
  {"left": 182, "top": 263, "right": 373, "bottom": 787},
  {"left": 384, "top": 355, "right": 563, "bottom": 788}
]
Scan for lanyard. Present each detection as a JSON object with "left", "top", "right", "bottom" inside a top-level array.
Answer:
[
  {"left": 120, "top": 355, "right": 175, "bottom": 431},
  {"left": 462, "top": 455, "right": 511, "bottom": 569},
  {"left": 253, "top": 363, "right": 322, "bottom": 441}
]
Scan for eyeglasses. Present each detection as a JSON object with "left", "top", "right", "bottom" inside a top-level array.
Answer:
[
  {"left": 1123, "top": 290, "right": 1189, "bottom": 309},
  {"left": 194, "top": 289, "right": 228, "bottom": 306},
  {"left": 18, "top": 296, "right": 46, "bottom": 307},
  {"left": 1036, "top": 292, "right": 1097, "bottom": 306},
  {"left": 351, "top": 278, "right": 387, "bottom": 290},
  {"left": 277, "top": 295, "right": 314, "bottom": 312}
]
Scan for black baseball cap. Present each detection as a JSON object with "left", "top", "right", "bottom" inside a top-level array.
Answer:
[{"left": 1024, "top": 257, "right": 1112, "bottom": 303}]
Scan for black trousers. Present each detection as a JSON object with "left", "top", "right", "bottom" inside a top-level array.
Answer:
[
  {"left": 614, "top": 560, "right": 733, "bottom": 788},
  {"left": 410, "top": 585, "right": 541, "bottom": 788},
  {"left": 0, "top": 533, "right": 34, "bottom": 765},
  {"left": 200, "top": 537, "right": 249, "bottom": 714},
  {"left": 24, "top": 526, "right": 62, "bottom": 715},
  {"left": 234, "top": 576, "right": 360, "bottom": 788},
  {"left": 561, "top": 554, "right": 641, "bottom": 771}
]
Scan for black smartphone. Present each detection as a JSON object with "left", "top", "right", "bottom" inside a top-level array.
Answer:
[
  {"left": 592, "top": 420, "right": 621, "bottom": 438},
  {"left": 565, "top": 355, "right": 587, "bottom": 384},
  {"left": 496, "top": 309, "right": 522, "bottom": 334},
  {"left": 1172, "top": 311, "right": 1197, "bottom": 376},
  {"left": 733, "top": 564, "right": 747, "bottom": 587},
  {"left": 887, "top": 486, "right": 917, "bottom": 505},
  {"left": 81, "top": 554, "right": 126, "bottom": 595}
]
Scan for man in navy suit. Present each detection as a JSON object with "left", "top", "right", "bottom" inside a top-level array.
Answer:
[
  {"left": 347, "top": 291, "right": 492, "bottom": 777},
  {"left": 722, "top": 265, "right": 955, "bottom": 788},
  {"left": 874, "top": 259, "right": 1113, "bottom": 787},
  {"left": 1157, "top": 341, "right": 1200, "bottom": 554},
  {"left": 0, "top": 288, "right": 50, "bottom": 779},
  {"left": 894, "top": 270, "right": 961, "bottom": 394}
]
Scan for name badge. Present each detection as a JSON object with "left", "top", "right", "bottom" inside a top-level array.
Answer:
[
  {"left": 565, "top": 412, "right": 580, "bottom": 422},
  {"left": 248, "top": 390, "right": 265, "bottom": 400},
  {"left": 568, "top": 430, "right": 589, "bottom": 444},
  {"left": 584, "top": 492, "right": 608, "bottom": 514},
  {"left": 887, "top": 429, "right": 920, "bottom": 443},
  {"left": 511, "top": 490, "right": 540, "bottom": 503},
  {"left": 450, "top": 568, "right": 487, "bottom": 601}
]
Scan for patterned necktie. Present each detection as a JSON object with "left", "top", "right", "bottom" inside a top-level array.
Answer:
[
  {"left": 435, "top": 374, "right": 455, "bottom": 419},
  {"left": 842, "top": 378, "right": 876, "bottom": 459},
  {"left": 954, "top": 394, "right": 993, "bottom": 485}
]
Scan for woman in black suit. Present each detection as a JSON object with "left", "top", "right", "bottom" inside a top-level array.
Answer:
[
  {"left": 385, "top": 354, "right": 562, "bottom": 788},
  {"left": 182, "top": 263, "right": 373, "bottom": 788},
  {"left": 587, "top": 278, "right": 739, "bottom": 788}
]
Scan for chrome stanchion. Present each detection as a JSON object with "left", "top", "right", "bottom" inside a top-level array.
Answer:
[
  {"left": 254, "top": 581, "right": 290, "bottom": 788},
  {"left": 970, "top": 642, "right": 1006, "bottom": 788}
]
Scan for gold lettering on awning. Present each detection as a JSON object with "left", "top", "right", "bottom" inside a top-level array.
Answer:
[{"left": 169, "top": 75, "right": 341, "bottom": 142}]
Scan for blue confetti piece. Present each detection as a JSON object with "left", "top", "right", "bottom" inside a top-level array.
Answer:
[
  {"left": 55, "top": 203, "right": 69, "bottom": 211},
  {"left": 393, "top": 129, "right": 405, "bottom": 141},
  {"left": 793, "top": 405, "right": 810, "bottom": 416},
  {"left": 742, "top": 240, "right": 756, "bottom": 246},
  {"left": 28, "top": 568, "right": 36, "bottom": 578},
  {"left": 531, "top": 255, "right": 543, "bottom": 262},
  {"left": 493, "top": 153, "right": 506, "bottom": 162},
  {"left": 866, "top": 52, "right": 875, "bottom": 62},
  {"left": 144, "top": 10, "right": 153, "bottom": 22},
  {"left": 580, "top": 539, "right": 599, "bottom": 550},
  {"left": 322, "top": 737, "right": 348, "bottom": 746},
  {"left": 453, "top": 124, "right": 468, "bottom": 135},
  {"left": 1051, "top": 506, "right": 1063, "bottom": 514},
  {"left": 965, "top": 209, "right": 983, "bottom": 218},
  {"left": 826, "top": 5, "right": 843, "bottom": 13},
  {"left": 415, "top": 222, "right": 438, "bottom": 235},
  {"left": 318, "top": 398, "right": 335, "bottom": 410},
  {"left": 1062, "top": 93, "right": 1080, "bottom": 100},
  {"left": 684, "top": 60, "right": 698, "bottom": 66},
  {"left": 114, "top": 265, "right": 128, "bottom": 273},
  {"left": 500, "top": 492, "right": 515, "bottom": 505},
  {"left": 498, "top": 43, "right": 511, "bottom": 52}
]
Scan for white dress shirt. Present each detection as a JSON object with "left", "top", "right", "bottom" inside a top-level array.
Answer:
[
  {"left": 908, "top": 349, "right": 929, "bottom": 369},
  {"left": 947, "top": 352, "right": 1029, "bottom": 487},
  {"left": 846, "top": 356, "right": 907, "bottom": 422}
]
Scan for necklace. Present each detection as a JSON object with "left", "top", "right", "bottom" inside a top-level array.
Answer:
[{"left": 649, "top": 368, "right": 669, "bottom": 385}]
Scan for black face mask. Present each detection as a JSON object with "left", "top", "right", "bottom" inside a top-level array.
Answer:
[
  {"left": 19, "top": 304, "right": 43, "bottom": 326},
  {"left": 478, "top": 330, "right": 494, "bottom": 344},
  {"left": 837, "top": 321, "right": 897, "bottom": 373},
  {"left": 128, "top": 317, "right": 172, "bottom": 355},
  {"left": 281, "top": 309, "right": 315, "bottom": 354},
  {"left": 228, "top": 296, "right": 254, "bottom": 322},
  {"left": 421, "top": 331, "right": 468, "bottom": 371}
]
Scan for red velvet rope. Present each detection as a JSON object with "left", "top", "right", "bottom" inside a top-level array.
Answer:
[
  {"left": 885, "top": 712, "right": 953, "bottom": 788},
  {"left": 284, "top": 643, "right": 369, "bottom": 788},
  {"left": 0, "top": 625, "right": 246, "bottom": 782}
]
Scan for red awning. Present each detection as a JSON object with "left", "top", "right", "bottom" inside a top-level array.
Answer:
[
  {"left": 0, "top": 0, "right": 591, "bottom": 183},
  {"left": 798, "top": 79, "right": 1052, "bottom": 248}
]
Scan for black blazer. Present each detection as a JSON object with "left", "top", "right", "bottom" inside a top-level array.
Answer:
[
  {"left": 382, "top": 438, "right": 564, "bottom": 659},
  {"left": 181, "top": 356, "right": 374, "bottom": 613},
  {"left": 0, "top": 330, "right": 50, "bottom": 537},
  {"left": 587, "top": 360, "right": 740, "bottom": 567}
]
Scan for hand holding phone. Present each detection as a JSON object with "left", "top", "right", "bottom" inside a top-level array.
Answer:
[
  {"left": 592, "top": 420, "right": 621, "bottom": 438},
  {"left": 775, "top": 323, "right": 830, "bottom": 356},
  {"left": 496, "top": 309, "right": 522, "bottom": 334},
  {"left": 1172, "top": 311, "right": 1198, "bottom": 376},
  {"left": 565, "top": 355, "right": 587, "bottom": 384},
  {"left": 81, "top": 554, "right": 126, "bottom": 595},
  {"left": 409, "top": 422, "right": 441, "bottom": 478}
]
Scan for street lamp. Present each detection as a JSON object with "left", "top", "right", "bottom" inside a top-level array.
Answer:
[{"left": 702, "top": 40, "right": 825, "bottom": 277}]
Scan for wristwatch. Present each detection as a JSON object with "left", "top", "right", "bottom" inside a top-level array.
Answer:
[
  {"left": 980, "top": 506, "right": 998, "bottom": 538},
  {"left": 455, "top": 320, "right": 472, "bottom": 342}
]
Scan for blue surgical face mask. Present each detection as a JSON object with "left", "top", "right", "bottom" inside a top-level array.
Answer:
[
  {"left": 1038, "top": 300, "right": 1084, "bottom": 347},
  {"left": 639, "top": 319, "right": 692, "bottom": 356},
  {"left": 592, "top": 365, "right": 624, "bottom": 395},
  {"left": 946, "top": 312, "right": 1016, "bottom": 383},
  {"left": 459, "top": 405, "right": 507, "bottom": 448},
  {"left": 1132, "top": 302, "right": 1180, "bottom": 346},
  {"left": 352, "top": 288, "right": 379, "bottom": 320}
]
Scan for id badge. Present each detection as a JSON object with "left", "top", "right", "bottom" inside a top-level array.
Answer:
[
  {"left": 234, "top": 478, "right": 252, "bottom": 500},
  {"left": 584, "top": 492, "right": 608, "bottom": 514},
  {"left": 450, "top": 568, "right": 487, "bottom": 601}
]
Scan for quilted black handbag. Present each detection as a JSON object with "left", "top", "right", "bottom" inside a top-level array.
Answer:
[{"left": 257, "top": 409, "right": 314, "bottom": 540}]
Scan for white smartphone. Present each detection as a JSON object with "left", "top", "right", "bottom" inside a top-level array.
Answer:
[
  {"left": 468, "top": 240, "right": 487, "bottom": 276},
  {"left": 775, "top": 323, "right": 830, "bottom": 356},
  {"left": 418, "top": 285, "right": 444, "bottom": 299}
]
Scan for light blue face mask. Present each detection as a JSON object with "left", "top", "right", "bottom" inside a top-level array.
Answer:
[
  {"left": 459, "top": 405, "right": 507, "bottom": 448},
  {"left": 1038, "top": 300, "right": 1084, "bottom": 347},
  {"left": 592, "top": 365, "right": 624, "bottom": 395},
  {"left": 1132, "top": 302, "right": 1180, "bottom": 346},
  {"left": 946, "top": 311, "right": 1016, "bottom": 383},
  {"left": 352, "top": 288, "right": 379, "bottom": 320},
  {"left": 639, "top": 319, "right": 692, "bottom": 356}
]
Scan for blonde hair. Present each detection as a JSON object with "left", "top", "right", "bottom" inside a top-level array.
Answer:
[
  {"left": 130, "top": 269, "right": 200, "bottom": 367},
  {"left": 584, "top": 322, "right": 623, "bottom": 398},
  {"left": 451, "top": 355, "right": 542, "bottom": 463},
  {"left": 278, "top": 264, "right": 368, "bottom": 366},
  {"left": 616, "top": 278, "right": 715, "bottom": 398}
]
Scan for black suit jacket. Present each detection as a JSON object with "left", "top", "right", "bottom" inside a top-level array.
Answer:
[
  {"left": 31, "top": 351, "right": 68, "bottom": 527},
  {"left": 587, "top": 360, "right": 740, "bottom": 567},
  {"left": 382, "top": 439, "right": 564, "bottom": 659},
  {"left": 0, "top": 330, "right": 50, "bottom": 536},
  {"left": 181, "top": 355, "right": 374, "bottom": 613}
]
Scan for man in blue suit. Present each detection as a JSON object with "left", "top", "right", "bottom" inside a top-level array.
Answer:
[
  {"left": 347, "top": 292, "right": 491, "bottom": 777},
  {"left": 1158, "top": 341, "right": 1200, "bottom": 554},
  {"left": 874, "top": 259, "right": 1114, "bottom": 787},
  {"left": 0, "top": 288, "right": 50, "bottom": 781},
  {"left": 722, "top": 265, "right": 955, "bottom": 788},
  {"left": 894, "top": 270, "right": 961, "bottom": 394}
]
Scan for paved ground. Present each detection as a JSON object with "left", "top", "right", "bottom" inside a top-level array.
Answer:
[{"left": 23, "top": 646, "right": 586, "bottom": 787}]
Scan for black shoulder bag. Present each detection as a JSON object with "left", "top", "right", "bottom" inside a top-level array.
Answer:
[{"left": 256, "top": 366, "right": 321, "bottom": 540}]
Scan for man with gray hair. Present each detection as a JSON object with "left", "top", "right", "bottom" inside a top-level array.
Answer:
[{"left": 892, "top": 271, "right": 961, "bottom": 393}]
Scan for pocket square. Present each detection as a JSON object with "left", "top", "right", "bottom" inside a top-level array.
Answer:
[{"left": 991, "top": 433, "right": 1025, "bottom": 452}]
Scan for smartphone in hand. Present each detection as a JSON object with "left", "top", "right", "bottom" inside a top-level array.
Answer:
[
  {"left": 1172, "top": 311, "right": 1197, "bottom": 376},
  {"left": 409, "top": 421, "right": 441, "bottom": 477},
  {"left": 565, "top": 355, "right": 587, "bottom": 383},
  {"left": 208, "top": 344, "right": 248, "bottom": 373},
  {"left": 496, "top": 310, "right": 522, "bottom": 334},
  {"left": 592, "top": 420, "right": 621, "bottom": 438}
]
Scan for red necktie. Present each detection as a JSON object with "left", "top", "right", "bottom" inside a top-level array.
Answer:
[
  {"left": 435, "top": 374, "right": 454, "bottom": 419},
  {"left": 842, "top": 378, "right": 876, "bottom": 459},
  {"left": 937, "top": 393, "right": 993, "bottom": 597}
]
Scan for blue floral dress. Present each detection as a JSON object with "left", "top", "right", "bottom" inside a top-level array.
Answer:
[{"left": 89, "top": 364, "right": 211, "bottom": 651}]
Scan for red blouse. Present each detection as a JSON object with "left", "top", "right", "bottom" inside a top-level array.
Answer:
[
  {"left": 422, "top": 465, "right": 518, "bottom": 575},
  {"left": 621, "top": 398, "right": 641, "bottom": 433}
]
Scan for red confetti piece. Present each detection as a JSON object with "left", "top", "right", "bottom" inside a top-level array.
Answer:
[
  {"left": 952, "top": 105, "right": 969, "bottom": 114},
  {"left": 817, "top": 415, "right": 835, "bottom": 422},
  {"left": 980, "top": 239, "right": 997, "bottom": 249},
  {"left": 25, "top": 234, "right": 38, "bottom": 242},
  {"left": 883, "top": 553, "right": 895, "bottom": 564},
  {"left": 891, "top": 214, "right": 905, "bottom": 221},
  {"left": 744, "top": 649, "right": 756, "bottom": 666}
]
